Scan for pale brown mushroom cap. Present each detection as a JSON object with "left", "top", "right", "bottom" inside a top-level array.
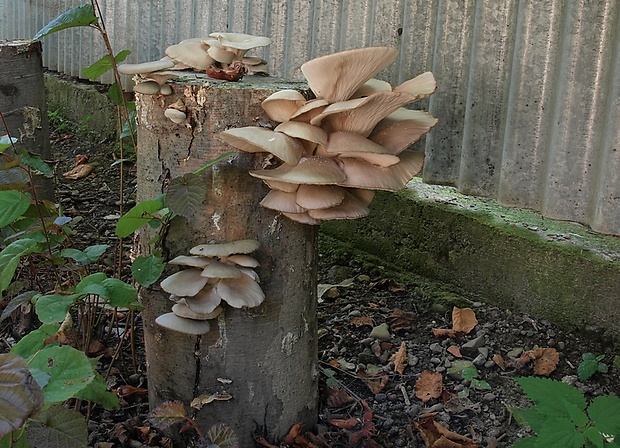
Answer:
[
  {"left": 225, "top": 254, "right": 260, "bottom": 268},
  {"left": 300, "top": 47, "right": 399, "bottom": 103},
  {"left": 281, "top": 211, "right": 322, "bottom": 225},
  {"left": 369, "top": 109, "right": 438, "bottom": 154},
  {"left": 263, "top": 179, "right": 300, "bottom": 193},
  {"left": 307, "top": 190, "right": 370, "bottom": 220},
  {"left": 216, "top": 273, "right": 265, "bottom": 308},
  {"left": 260, "top": 190, "right": 306, "bottom": 213},
  {"left": 117, "top": 59, "right": 175, "bottom": 75},
  {"left": 133, "top": 80, "right": 161, "bottom": 95},
  {"left": 168, "top": 255, "right": 212, "bottom": 267},
  {"left": 295, "top": 184, "right": 345, "bottom": 210},
  {"left": 338, "top": 149, "right": 425, "bottom": 191},
  {"left": 190, "top": 239, "right": 260, "bottom": 257},
  {"left": 326, "top": 132, "right": 400, "bottom": 167},
  {"left": 249, "top": 156, "right": 346, "bottom": 185},
  {"left": 165, "top": 38, "right": 215, "bottom": 70},
  {"left": 156, "top": 312, "right": 211, "bottom": 334},
  {"left": 201, "top": 261, "right": 244, "bottom": 279},
  {"left": 207, "top": 45, "right": 235, "bottom": 64},
  {"left": 290, "top": 99, "right": 329, "bottom": 123},
  {"left": 209, "top": 32, "right": 272, "bottom": 51},
  {"left": 160, "top": 268, "right": 209, "bottom": 297},
  {"left": 164, "top": 108, "right": 187, "bottom": 124},
  {"left": 172, "top": 302, "right": 223, "bottom": 320},
  {"left": 183, "top": 285, "right": 222, "bottom": 314},
  {"left": 275, "top": 121, "right": 328, "bottom": 147},
  {"left": 219, "top": 127, "right": 304, "bottom": 166},
  {"left": 261, "top": 90, "right": 307, "bottom": 122},
  {"left": 351, "top": 78, "right": 393, "bottom": 98},
  {"left": 394, "top": 71, "right": 437, "bottom": 99}
]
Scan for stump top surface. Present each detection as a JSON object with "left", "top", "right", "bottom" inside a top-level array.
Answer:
[
  {"left": 1, "top": 39, "right": 36, "bottom": 48},
  {"left": 157, "top": 71, "right": 310, "bottom": 93}
]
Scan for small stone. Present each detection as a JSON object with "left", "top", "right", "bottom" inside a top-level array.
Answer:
[
  {"left": 562, "top": 375, "right": 578, "bottom": 386},
  {"left": 478, "top": 347, "right": 489, "bottom": 358},
  {"left": 430, "top": 357, "right": 442, "bottom": 365},
  {"left": 472, "top": 302, "right": 483, "bottom": 308},
  {"left": 374, "top": 393, "right": 387, "bottom": 403},
  {"left": 484, "top": 360, "right": 496, "bottom": 369},
  {"left": 357, "top": 274, "right": 371, "bottom": 282},
  {"left": 557, "top": 341, "right": 566, "bottom": 350},
  {"left": 461, "top": 335, "right": 486, "bottom": 356},
  {"left": 482, "top": 393, "right": 496, "bottom": 402},
  {"left": 431, "top": 303, "right": 448, "bottom": 314},
  {"left": 369, "top": 323, "right": 391, "bottom": 341},
  {"left": 472, "top": 353, "right": 486, "bottom": 367},
  {"left": 430, "top": 343, "right": 443, "bottom": 354},
  {"left": 348, "top": 310, "right": 361, "bottom": 317},
  {"left": 382, "top": 418, "right": 394, "bottom": 430},
  {"left": 507, "top": 347, "right": 524, "bottom": 358},
  {"left": 436, "top": 366, "right": 446, "bottom": 373},
  {"left": 406, "top": 404, "right": 420, "bottom": 418},
  {"left": 427, "top": 403, "right": 444, "bottom": 413}
]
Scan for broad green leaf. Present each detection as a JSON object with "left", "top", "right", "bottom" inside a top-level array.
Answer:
[
  {"left": 511, "top": 407, "right": 547, "bottom": 433},
  {"left": 509, "top": 436, "right": 537, "bottom": 448},
  {"left": 28, "top": 345, "right": 94, "bottom": 403},
  {"left": 584, "top": 426, "right": 605, "bottom": 448},
  {"left": 76, "top": 272, "right": 107, "bottom": 297},
  {"left": 107, "top": 81, "right": 124, "bottom": 106},
  {"left": 82, "top": 50, "right": 131, "bottom": 81},
  {"left": 27, "top": 405, "right": 87, "bottom": 448},
  {"left": 166, "top": 173, "right": 206, "bottom": 219},
  {"left": 74, "top": 372, "right": 120, "bottom": 410},
  {"left": 588, "top": 395, "right": 620, "bottom": 436},
  {"left": 100, "top": 278, "right": 139, "bottom": 309},
  {"left": 0, "top": 238, "right": 38, "bottom": 294},
  {"left": 116, "top": 199, "right": 164, "bottom": 237},
  {"left": 15, "top": 148, "right": 53, "bottom": 177},
  {"left": 192, "top": 151, "right": 235, "bottom": 175},
  {"left": 534, "top": 418, "right": 584, "bottom": 448},
  {"left": 32, "top": 4, "right": 98, "bottom": 40},
  {"left": 0, "top": 431, "right": 32, "bottom": 448},
  {"left": 11, "top": 324, "right": 60, "bottom": 359},
  {"left": 35, "top": 293, "right": 81, "bottom": 324},
  {"left": 61, "top": 244, "right": 109, "bottom": 265},
  {"left": 28, "top": 368, "right": 50, "bottom": 390},
  {"left": 132, "top": 254, "right": 165, "bottom": 287},
  {"left": 0, "top": 190, "right": 30, "bottom": 227},
  {"left": 0, "top": 353, "right": 44, "bottom": 438},
  {"left": 120, "top": 109, "right": 136, "bottom": 139},
  {"left": 0, "top": 291, "right": 37, "bottom": 323},
  {"left": 0, "top": 136, "right": 17, "bottom": 153},
  {"left": 206, "top": 423, "right": 239, "bottom": 448},
  {"left": 515, "top": 377, "right": 587, "bottom": 418}
]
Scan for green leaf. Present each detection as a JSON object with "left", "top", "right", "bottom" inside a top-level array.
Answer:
[
  {"left": 120, "top": 108, "right": 136, "bottom": 139},
  {"left": 27, "top": 405, "right": 88, "bottom": 448},
  {"left": 0, "top": 136, "right": 17, "bottom": 153},
  {"left": 206, "top": 423, "right": 239, "bottom": 448},
  {"left": 511, "top": 407, "right": 547, "bottom": 433},
  {"left": 74, "top": 372, "right": 120, "bottom": 411},
  {"left": 516, "top": 377, "right": 587, "bottom": 418},
  {"left": 166, "top": 173, "right": 206, "bottom": 219},
  {"left": 510, "top": 436, "right": 538, "bottom": 448},
  {"left": 192, "top": 151, "right": 235, "bottom": 175},
  {"left": 0, "top": 239, "right": 38, "bottom": 294},
  {"left": 0, "top": 291, "right": 37, "bottom": 323},
  {"left": 0, "top": 190, "right": 31, "bottom": 227},
  {"left": 107, "top": 81, "right": 124, "bottom": 106},
  {"left": 132, "top": 254, "right": 165, "bottom": 287},
  {"left": 584, "top": 426, "right": 605, "bottom": 448},
  {"left": 28, "top": 345, "right": 94, "bottom": 403},
  {"left": 100, "top": 278, "right": 139, "bottom": 309},
  {"left": 579, "top": 358, "right": 600, "bottom": 381},
  {"left": 61, "top": 244, "right": 109, "bottom": 265},
  {"left": 461, "top": 367, "right": 478, "bottom": 381},
  {"left": 472, "top": 378, "right": 491, "bottom": 390},
  {"left": 0, "top": 431, "right": 32, "bottom": 448},
  {"left": 588, "top": 395, "right": 620, "bottom": 436},
  {"left": 76, "top": 273, "right": 107, "bottom": 297},
  {"left": 116, "top": 199, "right": 165, "bottom": 237},
  {"left": 15, "top": 148, "right": 53, "bottom": 177},
  {"left": 535, "top": 418, "right": 584, "bottom": 448},
  {"left": 35, "top": 293, "right": 82, "bottom": 324},
  {"left": 82, "top": 50, "right": 131, "bottom": 81},
  {"left": 32, "top": 4, "right": 98, "bottom": 40},
  {"left": 11, "top": 325, "right": 60, "bottom": 359}
]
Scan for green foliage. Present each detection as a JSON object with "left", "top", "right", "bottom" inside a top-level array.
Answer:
[
  {"left": 510, "top": 376, "right": 620, "bottom": 447},
  {"left": 82, "top": 50, "right": 131, "bottom": 81},
  {"left": 0, "top": 136, "right": 17, "bottom": 153},
  {"left": 32, "top": 4, "right": 98, "bottom": 40},
  {"left": 578, "top": 354, "right": 608, "bottom": 381},
  {"left": 0, "top": 190, "right": 31, "bottom": 227},
  {"left": 26, "top": 406, "right": 88, "bottom": 448},
  {"left": 131, "top": 253, "right": 165, "bottom": 287},
  {"left": 60, "top": 244, "right": 109, "bottom": 265},
  {"left": 0, "top": 239, "right": 38, "bottom": 294},
  {"left": 166, "top": 173, "right": 207, "bottom": 219},
  {"left": 115, "top": 199, "right": 167, "bottom": 237}
]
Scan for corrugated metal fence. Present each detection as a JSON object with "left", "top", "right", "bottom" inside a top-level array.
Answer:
[{"left": 1, "top": 0, "right": 619, "bottom": 235}]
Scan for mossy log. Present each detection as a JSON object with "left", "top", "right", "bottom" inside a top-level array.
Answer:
[{"left": 135, "top": 75, "right": 317, "bottom": 446}]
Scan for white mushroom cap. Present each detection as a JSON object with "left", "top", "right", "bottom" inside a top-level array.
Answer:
[
  {"left": 274, "top": 121, "right": 328, "bottom": 147},
  {"left": 117, "top": 59, "right": 175, "bottom": 75},
  {"left": 168, "top": 255, "right": 212, "bottom": 267},
  {"left": 161, "top": 268, "right": 209, "bottom": 297},
  {"left": 369, "top": 109, "right": 438, "bottom": 154},
  {"left": 249, "top": 156, "right": 346, "bottom": 185},
  {"left": 238, "top": 267, "right": 260, "bottom": 282},
  {"left": 164, "top": 108, "right": 187, "bottom": 124},
  {"left": 326, "top": 132, "right": 400, "bottom": 167},
  {"left": 165, "top": 38, "right": 215, "bottom": 70},
  {"left": 216, "top": 273, "right": 265, "bottom": 308},
  {"left": 159, "top": 84, "right": 173, "bottom": 95},
  {"left": 263, "top": 179, "right": 300, "bottom": 193},
  {"left": 260, "top": 190, "right": 306, "bottom": 213},
  {"left": 307, "top": 190, "right": 370, "bottom": 220},
  {"left": 261, "top": 90, "right": 307, "bottom": 122},
  {"left": 190, "top": 239, "right": 260, "bottom": 257},
  {"left": 224, "top": 254, "right": 259, "bottom": 268},
  {"left": 338, "top": 149, "right": 425, "bottom": 191},
  {"left": 201, "top": 261, "right": 244, "bottom": 279},
  {"left": 300, "top": 47, "right": 399, "bottom": 103},
  {"left": 207, "top": 45, "right": 235, "bottom": 64},
  {"left": 219, "top": 127, "right": 304, "bottom": 166},
  {"left": 209, "top": 32, "right": 271, "bottom": 59},
  {"left": 394, "top": 71, "right": 437, "bottom": 99},
  {"left": 156, "top": 312, "right": 211, "bottom": 335},
  {"left": 183, "top": 285, "right": 222, "bottom": 314},
  {"left": 133, "top": 80, "right": 161, "bottom": 95},
  {"left": 295, "top": 185, "right": 345, "bottom": 210},
  {"left": 172, "top": 302, "right": 223, "bottom": 320}
]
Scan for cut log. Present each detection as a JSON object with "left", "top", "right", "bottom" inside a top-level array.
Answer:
[
  {"left": 135, "top": 75, "right": 317, "bottom": 446},
  {"left": 0, "top": 40, "right": 52, "bottom": 200}
]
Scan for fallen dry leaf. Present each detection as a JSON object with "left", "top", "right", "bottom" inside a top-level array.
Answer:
[
  {"left": 390, "top": 341, "right": 408, "bottom": 374},
  {"left": 349, "top": 401, "right": 376, "bottom": 446},
  {"left": 350, "top": 315, "right": 374, "bottom": 328},
  {"left": 113, "top": 384, "right": 148, "bottom": 398},
  {"left": 63, "top": 163, "right": 95, "bottom": 179},
  {"left": 415, "top": 370, "right": 443, "bottom": 403},
  {"left": 356, "top": 365, "right": 389, "bottom": 394},
  {"left": 189, "top": 391, "right": 232, "bottom": 410},
  {"left": 387, "top": 308, "right": 417, "bottom": 333},
  {"left": 492, "top": 354, "right": 506, "bottom": 370},
  {"left": 415, "top": 413, "right": 481, "bottom": 448},
  {"left": 447, "top": 345, "right": 462, "bottom": 358},
  {"left": 369, "top": 277, "right": 406, "bottom": 292},
  {"left": 328, "top": 417, "right": 359, "bottom": 429},
  {"left": 527, "top": 347, "right": 560, "bottom": 376},
  {"left": 326, "top": 386, "right": 355, "bottom": 407},
  {"left": 432, "top": 307, "right": 478, "bottom": 339}
]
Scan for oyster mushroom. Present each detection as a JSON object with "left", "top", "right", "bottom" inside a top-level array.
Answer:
[
  {"left": 165, "top": 38, "right": 215, "bottom": 70},
  {"left": 209, "top": 32, "right": 271, "bottom": 59},
  {"left": 219, "top": 127, "right": 304, "bottom": 165},
  {"left": 155, "top": 312, "right": 211, "bottom": 335}
]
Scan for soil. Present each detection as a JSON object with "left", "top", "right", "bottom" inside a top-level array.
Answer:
[{"left": 2, "top": 124, "right": 619, "bottom": 448}]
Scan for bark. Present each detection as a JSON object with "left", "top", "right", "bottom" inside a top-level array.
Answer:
[
  {"left": 0, "top": 40, "right": 52, "bottom": 200},
  {"left": 135, "top": 76, "right": 317, "bottom": 446}
]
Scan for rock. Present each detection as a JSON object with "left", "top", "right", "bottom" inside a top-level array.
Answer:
[
  {"left": 369, "top": 323, "right": 391, "bottom": 341},
  {"left": 430, "top": 342, "right": 443, "bottom": 354},
  {"left": 461, "top": 335, "right": 486, "bottom": 356},
  {"left": 482, "top": 393, "right": 496, "bottom": 402},
  {"left": 472, "top": 353, "right": 486, "bottom": 367},
  {"left": 374, "top": 393, "right": 387, "bottom": 403},
  {"left": 478, "top": 347, "right": 489, "bottom": 358},
  {"left": 507, "top": 347, "right": 524, "bottom": 358}
]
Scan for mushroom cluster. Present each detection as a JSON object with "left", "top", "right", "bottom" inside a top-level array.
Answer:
[
  {"left": 118, "top": 32, "right": 271, "bottom": 92},
  {"left": 219, "top": 47, "right": 438, "bottom": 224},
  {"left": 155, "top": 239, "right": 264, "bottom": 335}
]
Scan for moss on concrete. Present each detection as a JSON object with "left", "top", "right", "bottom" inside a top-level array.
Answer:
[{"left": 321, "top": 178, "right": 620, "bottom": 343}]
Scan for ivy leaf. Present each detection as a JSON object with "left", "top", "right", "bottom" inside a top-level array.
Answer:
[
  {"left": 0, "top": 238, "right": 38, "bottom": 294},
  {"left": 107, "top": 81, "right": 124, "bottom": 106},
  {"left": 74, "top": 372, "right": 120, "bottom": 411},
  {"left": 132, "top": 254, "right": 165, "bottom": 287},
  {"left": 588, "top": 395, "right": 620, "bottom": 437},
  {"left": 76, "top": 274, "right": 141, "bottom": 310},
  {"left": 32, "top": 4, "right": 98, "bottom": 40},
  {"left": 35, "top": 293, "right": 82, "bottom": 324},
  {"left": 166, "top": 173, "right": 206, "bottom": 219},
  {"left": 116, "top": 199, "right": 165, "bottom": 237},
  {"left": 206, "top": 423, "right": 239, "bottom": 448},
  {"left": 82, "top": 50, "right": 131, "bottom": 81},
  {"left": 61, "top": 244, "right": 109, "bottom": 265},
  {"left": 148, "top": 401, "right": 187, "bottom": 430},
  {"left": 26, "top": 405, "right": 88, "bottom": 448},
  {"left": 0, "top": 190, "right": 31, "bottom": 227}
]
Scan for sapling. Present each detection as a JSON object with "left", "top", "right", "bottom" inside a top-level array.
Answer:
[{"left": 578, "top": 353, "right": 608, "bottom": 381}]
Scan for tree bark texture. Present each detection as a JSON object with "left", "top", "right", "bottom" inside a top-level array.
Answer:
[
  {"left": 135, "top": 76, "right": 318, "bottom": 446},
  {"left": 0, "top": 40, "right": 52, "bottom": 200}
]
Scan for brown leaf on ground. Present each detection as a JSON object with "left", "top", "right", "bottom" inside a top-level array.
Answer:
[
  {"left": 326, "top": 387, "right": 355, "bottom": 407},
  {"left": 114, "top": 384, "right": 148, "bottom": 398},
  {"left": 371, "top": 341, "right": 382, "bottom": 357},
  {"left": 447, "top": 345, "right": 462, "bottom": 358},
  {"left": 369, "top": 278, "right": 406, "bottom": 292},
  {"left": 415, "top": 370, "right": 443, "bottom": 403},
  {"left": 329, "top": 418, "right": 359, "bottom": 429},
  {"left": 492, "top": 354, "right": 506, "bottom": 370},
  {"left": 527, "top": 347, "right": 560, "bottom": 376},
  {"left": 63, "top": 163, "right": 95, "bottom": 179},
  {"left": 390, "top": 341, "right": 408, "bottom": 374},
  {"left": 415, "top": 413, "right": 481, "bottom": 448},
  {"left": 350, "top": 316, "right": 374, "bottom": 328},
  {"left": 349, "top": 401, "right": 376, "bottom": 446},
  {"left": 356, "top": 365, "right": 389, "bottom": 394},
  {"left": 73, "top": 154, "right": 89, "bottom": 166},
  {"left": 432, "top": 307, "right": 478, "bottom": 339},
  {"left": 387, "top": 308, "right": 417, "bottom": 333}
]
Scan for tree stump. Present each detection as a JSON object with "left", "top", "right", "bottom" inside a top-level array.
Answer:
[
  {"left": 0, "top": 40, "right": 52, "bottom": 200},
  {"left": 135, "top": 76, "right": 318, "bottom": 446}
]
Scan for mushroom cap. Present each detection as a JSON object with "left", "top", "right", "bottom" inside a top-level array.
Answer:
[
  {"left": 295, "top": 184, "right": 345, "bottom": 210},
  {"left": 216, "top": 273, "right": 265, "bottom": 308},
  {"left": 307, "top": 190, "right": 370, "bottom": 220},
  {"left": 165, "top": 38, "right": 215, "bottom": 70},
  {"left": 160, "top": 268, "right": 209, "bottom": 297},
  {"left": 263, "top": 179, "right": 300, "bottom": 193},
  {"left": 394, "top": 71, "right": 437, "bottom": 99},
  {"left": 201, "top": 261, "right": 244, "bottom": 279},
  {"left": 164, "top": 108, "right": 187, "bottom": 124},
  {"left": 207, "top": 45, "right": 235, "bottom": 64},
  {"left": 190, "top": 239, "right": 260, "bottom": 257},
  {"left": 242, "top": 56, "right": 267, "bottom": 65},
  {"left": 290, "top": 99, "right": 329, "bottom": 122},
  {"left": 281, "top": 211, "right": 322, "bottom": 225},
  {"left": 260, "top": 190, "right": 306, "bottom": 213},
  {"left": 351, "top": 78, "right": 393, "bottom": 98},
  {"left": 311, "top": 90, "right": 416, "bottom": 136},
  {"left": 172, "top": 302, "right": 223, "bottom": 320},
  {"left": 224, "top": 254, "right": 260, "bottom": 268},
  {"left": 209, "top": 32, "right": 272, "bottom": 51},
  {"left": 219, "top": 127, "right": 304, "bottom": 166},
  {"left": 369, "top": 109, "right": 438, "bottom": 154},
  {"left": 300, "top": 47, "right": 399, "bottom": 103},
  {"left": 250, "top": 156, "right": 346, "bottom": 185},
  {"left": 238, "top": 267, "right": 260, "bottom": 282},
  {"left": 275, "top": 121, "right": 328, "bottom": 146},
  {"left": 133, "top": 80, "right": 161, "bottom": 94},
  {"left": 155, "top": 312, "right": 211, "bottom": 334},
  {"left": 168, "top": 255, "right": 212, "bottom": 268},
  {"left": 117, "top": 59, "right": 175, "bottom": 75},
  {"left": 261, "top": 90, "right": 307, "bottom": 122},
  {"left": 183, "top": 285, "right": 222, "bottom": 314},
  {"left": 338, "top": 149, "right": 425, "bottom": 191},
  {"left": 159, "top": 84, "right": 173, "bottom": 95},
  {"left": 326, "top": 132, "right": 400, "bottom": 167}
]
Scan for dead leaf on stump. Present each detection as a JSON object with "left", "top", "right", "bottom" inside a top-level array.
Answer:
[
  {"left": 415, "top": 413, "right": 481, "bottom": 448},
  {"left": 432, "top": 307, "right": 478, "bottom": 338},
  {"left": 415, "top": 370, "right": 443, "bottom": 403},
  {"left": 390, "top": 341, "right": 408, "bottom": 374},
  {"left": 387, "top": 308, "right": 417, "bottom": 333}
]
